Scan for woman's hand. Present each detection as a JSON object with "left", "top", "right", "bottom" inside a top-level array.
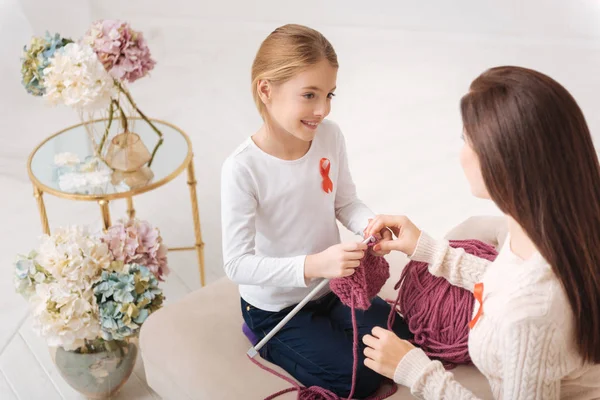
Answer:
[
  {"left": 363, "top": 327, "right": 416, "bottom": 380},
  {"left": 367, "top": 223, "right": 394, "bottom": 256},
  {"left": 364, "top": 215, "right": 422, "bottom": 256}
]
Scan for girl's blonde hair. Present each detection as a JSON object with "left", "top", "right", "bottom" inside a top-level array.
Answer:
[{"left": 251, "top": 24, "right": 338, "bottom": 117}]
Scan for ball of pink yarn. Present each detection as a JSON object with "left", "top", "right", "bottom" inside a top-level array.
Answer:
[{"left": 393, "top": 239, "right": 498, "bottom": 368}]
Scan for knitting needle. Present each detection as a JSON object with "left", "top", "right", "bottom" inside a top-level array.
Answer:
[{"left": 247, "top": 235, "right": 376, "bottom": 358}]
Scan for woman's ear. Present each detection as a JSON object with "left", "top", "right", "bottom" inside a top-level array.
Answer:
[{"left": 257, "top": 79, "right": 271, "bottom": 105}]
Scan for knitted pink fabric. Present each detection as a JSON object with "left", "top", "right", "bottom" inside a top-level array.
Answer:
[
  {"left": 330, "top": 250, "right": 390, "bottom": 310},
  {"left": 387, "top": 239, "right": 498, "bottom": 368}
]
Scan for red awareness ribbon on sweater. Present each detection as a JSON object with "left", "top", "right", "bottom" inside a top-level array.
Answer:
[
  {"left": 469, "top": 282, "right": 484, "bottom": 329},
  {"left": 320, "top": 158, "right": 333, "bottom": 193}
]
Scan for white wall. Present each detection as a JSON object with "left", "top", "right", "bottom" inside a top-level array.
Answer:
[{"left": 3, "top": 0, "right": 600, "bottom": 283}]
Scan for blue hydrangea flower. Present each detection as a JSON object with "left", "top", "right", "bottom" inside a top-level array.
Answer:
[
  {"left": 94, "top": 264, "right": 164, "bottom": 341},
  {"left": 21, "top": 32, "right": 73, "bottom": 96}
]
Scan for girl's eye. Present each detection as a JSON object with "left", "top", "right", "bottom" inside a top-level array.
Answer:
[
  {"left": 303, "top": 93, "right": 315, "bottom": 99},
  {"left": 327, "top": 93, "right": 336, "bottom": 99}
]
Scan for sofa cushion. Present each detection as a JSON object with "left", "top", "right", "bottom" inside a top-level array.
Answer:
[{"left": 141, "top": 276, "right": 492, "bottom": 399}]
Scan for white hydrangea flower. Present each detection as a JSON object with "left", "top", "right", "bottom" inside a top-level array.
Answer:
[
  {"left": 36, "top": 226, "right": 112, "bottom": 286},
  {"left": 21, "top": 226, "right": 114, "bottom": 350},
  {"left": 31, "top": 282, "right": 100, "bottom": 350},
  {"left": 43, "top": 43, "right": 116, "bottom": 110}
]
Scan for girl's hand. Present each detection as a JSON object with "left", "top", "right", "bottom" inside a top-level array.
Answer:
[
  {"left": 363, "top": 327, "right": 416, "bottom": 380},
  {"left": 364, "top": 215, "right": 422, "bottom": 256},
  {"left": 305, "top": 241, "right": 368, "bottom": 279}
]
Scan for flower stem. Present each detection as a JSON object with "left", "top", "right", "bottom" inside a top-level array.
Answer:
[
  {"left": 115, "top": 81, "right": 163, "bottom": 138},
  {"left": 98, "top": 101, "right": 115, "bottom": 155},
  {"left": 148, "top": 137, "right": 164, "bottom": 167},
  {"left": 114, "top": 99, "right": 128, "bottom": 133}
]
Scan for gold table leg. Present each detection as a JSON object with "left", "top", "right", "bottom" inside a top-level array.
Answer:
[
  {"left": 126, "top": 197, "right": 135, "bottom": 220},
  {"left": 98, "top": 199, "right": 111, "bottom": 231},
  {"left": 33, "top": 186, "right": 50, "bottom": 235},
  {"left": 187, "top": 157, "right": 206, "bottom": 287}
]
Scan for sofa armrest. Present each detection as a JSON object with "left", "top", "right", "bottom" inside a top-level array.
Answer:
[{"left": 444, "top": 215, "right": 507, "bottom": 248}]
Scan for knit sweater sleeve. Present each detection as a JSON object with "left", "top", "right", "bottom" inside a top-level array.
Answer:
[
  {"left": 394, "top": 348, "right": 481, "bottom": 399},
  {"left": 409, "top": 232, "right": 492, "bottom": 292},
  {"left": 394, "top": 321, "right": 563, "bottom": 399}
]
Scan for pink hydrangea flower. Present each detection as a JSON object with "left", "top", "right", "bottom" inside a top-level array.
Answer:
[
  {"left": 102, "top": 219, "right": 169, "bottom": 281},
  {"left": 83, "top": 20, "right": 156, "bottom": 83}
]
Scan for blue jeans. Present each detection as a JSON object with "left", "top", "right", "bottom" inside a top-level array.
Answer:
[{"left": 241, "top": 292, "right": 412, "bottom": 399}]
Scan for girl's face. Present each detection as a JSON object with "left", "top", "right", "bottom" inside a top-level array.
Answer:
[{"left": 259, "top": 59, "right": 337, "bottom": 142}]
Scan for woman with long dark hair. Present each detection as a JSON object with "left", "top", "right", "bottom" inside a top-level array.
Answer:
[{"left": 362, "top": 66, "right": 600, "bottom": 399}]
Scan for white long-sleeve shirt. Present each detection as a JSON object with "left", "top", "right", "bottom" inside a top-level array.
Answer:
[
  {"left": 220, "top": 120, "right": 374, "bottom": 311},
  {"left": 394, "top": 232, "right": 600, "bottom": 399}
]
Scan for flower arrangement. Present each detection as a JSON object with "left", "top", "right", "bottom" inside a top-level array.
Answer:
[
  {"left": 14, "top": 220, "right": 168, "bottom": 353},
  {"left": 21, "top": 20, "right": 164, "bottom": 170}
]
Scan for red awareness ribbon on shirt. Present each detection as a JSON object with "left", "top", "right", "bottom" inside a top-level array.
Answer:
[
  {"left": 469, "top": 282, "right": 484, "bottom": 329},
  {"left": 320, "top": 158, "right": 333, "bottom": 194}
]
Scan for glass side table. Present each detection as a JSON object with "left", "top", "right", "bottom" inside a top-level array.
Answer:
[{"left": 27, "top": 117, "right": 206, "bottom": 286}]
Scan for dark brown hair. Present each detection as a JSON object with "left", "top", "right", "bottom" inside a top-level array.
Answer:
[{"left": 461, "top": 66, "right": 600, "bottom": 363}]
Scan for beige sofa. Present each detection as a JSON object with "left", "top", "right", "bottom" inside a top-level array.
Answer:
[{"left": 140, "top": 216, "right": 507, "bottom": 399}]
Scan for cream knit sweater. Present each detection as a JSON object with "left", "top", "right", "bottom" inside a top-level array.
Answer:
[{"left": 393, "top": 232, "right": 600, "bottom": 399}]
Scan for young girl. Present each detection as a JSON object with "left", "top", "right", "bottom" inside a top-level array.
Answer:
[
  {"left": 221, "top": 24, "right": 411, "bottom": 398},
  {"left": 363, "top": 66, "right": 600, "bottom": 399}
]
